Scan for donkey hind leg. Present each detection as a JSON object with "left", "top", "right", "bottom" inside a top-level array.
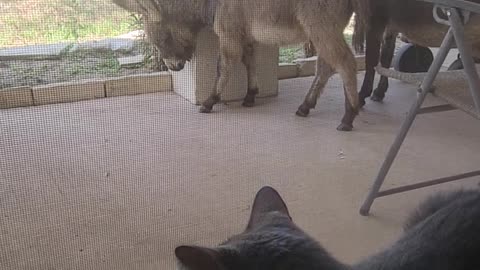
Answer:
[
  {"left": 242, "top": 44, "right": 259, "bottom": 107},
  {"left": 296, "top": 57, "right": 335, "bottom": 117},
  {"left": 372, "top": 31, "right": 397, "bottom": 102},
  {"left": 313, "top": 35, "right": 359, "bottom": 131}
]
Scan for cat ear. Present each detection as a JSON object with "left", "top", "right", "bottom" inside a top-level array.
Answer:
[
  {"left": 247, "top": 186, "right": 291, "bottom": 229},
  {"left": 175, "top": 246, "right": 221, "bottom": 270}
]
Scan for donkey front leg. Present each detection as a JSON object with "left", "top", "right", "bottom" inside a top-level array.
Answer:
[
  {"left": 242, "top": 44, "right": 259, "bottom": 107},
  {"left": 296, "top": 56, "right": 335, "bottom": 117},
  {"left": 200, "top": 39, "right": 243, "bottom": 113},
  {"left": 200, "top": 57, "right": 221, "bottom": 113}
]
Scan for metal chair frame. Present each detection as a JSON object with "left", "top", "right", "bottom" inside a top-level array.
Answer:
[{"left": 360, "top": 0, "right": 480, "bottom": 216}]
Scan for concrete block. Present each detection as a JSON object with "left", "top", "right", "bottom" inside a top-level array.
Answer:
[
  {"left": 105, "top": 72, "right": 172, "bottom": 97},
  {"left": 33, "top": 79, "right": 105, "bottom": 106},
  {"left": 116, "top": 30, "right": 144, "bottom": 39},
  {"left": 71, "top": 38, "right": 138, "bottom": 53},
  {"left": 172, "top": 28, "right": 279, "bottom": 105},
  {"left": 0, "top": 43, "right": 70, "bottom": 61},
  {"left": 355, "top": 55, "right": 366, "bottom": 71},
  {"left": 278, "top": 63, "right": 299, "bottom": 80},
  {"left": 118, "top": 55, "right": 144, "bottom": 68},
  {"left": 0, "top": 86, "right": 33, "bottom": 109},
  {"left": 294, "top": 56, "right": 317, "bottom": 77}
]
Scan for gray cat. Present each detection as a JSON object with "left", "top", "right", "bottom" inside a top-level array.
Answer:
[{"left": 175, "top": 186, "right": 480, "bottom": 270}]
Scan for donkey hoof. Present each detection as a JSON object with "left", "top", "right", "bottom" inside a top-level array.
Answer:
[
  {"left": 359, "top": 98, "right": 366, "bottom": 108},
  {"left": 242, "top": 101, "right": 255, "bottom": 107},
  {"left": 371, "top": 96, "right": 383, "bottom": 102},
  {"left": 242, "top": 95, "right": 256, "bottom": 107},
  {"left": 199, "top": 105, "right": 213, "bottom": 113},
  {"left": 371, "top": 92, "right": 385, "bottom": 102},
  {"left": 296, "top": 105, "right": 310, "bottom": 117},
  {"left": 336, "top": 123, "right": 353, "bottom": 132},
  {"left": 370, "top": 95, "right": 384, "bottom": 102}
]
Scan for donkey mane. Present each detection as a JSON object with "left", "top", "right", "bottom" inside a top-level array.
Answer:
[{"left": 155, "top": 0, "right": 212, "bottom": 24}]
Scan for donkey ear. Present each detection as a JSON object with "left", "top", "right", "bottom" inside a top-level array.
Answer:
[
  {"left": 247, "top": 186, "right": 291, "bottom": 229},
  {"left": 113, "top": 0, "right": 162, "bottom": 21},
  {"left": 175, "top": 246, "right": 221, "bottom": 270}
]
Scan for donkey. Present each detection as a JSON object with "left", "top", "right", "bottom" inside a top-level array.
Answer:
[
  {"left": 357, "top": 0, "right": 480, "bottom": 106},
  {"left": 113, "top": 0, "right": 370, "bottom": 131},
  {"left": 175, "top": 186, "right": 480, "bottom": 270}
]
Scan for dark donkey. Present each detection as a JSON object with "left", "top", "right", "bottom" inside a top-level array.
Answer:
[
  {"left": 113, "top": 0, "right": 370, "bottom": 131},
  {"left": 358, "top": 0, "right": 480, "bottom": 106}
]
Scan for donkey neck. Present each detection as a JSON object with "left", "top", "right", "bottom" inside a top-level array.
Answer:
[
  {"left": 203, "top": 0, "right": 217, "bottom": 26},
  {"left": 159, "top": 0, "right": 215, "bottom": 27}
]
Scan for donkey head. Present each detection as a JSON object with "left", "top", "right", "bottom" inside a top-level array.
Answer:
[
  {"left": 175, "top": 187, "right": 341, "bottom": 270},
  {"left": 113, "top": 0, "right": 200, "bottom": 71}
]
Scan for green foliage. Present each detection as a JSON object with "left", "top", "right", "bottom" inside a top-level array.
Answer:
[
  {"left": 279, "top": 46, "right": 304, "bottom": 63},
  {"left": 0, "top": 0, "right": 137, "bottom": 47}
]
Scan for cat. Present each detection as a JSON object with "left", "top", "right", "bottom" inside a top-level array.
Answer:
[
  {"left": 175, "top": 186, "right": 480, "bottom": 270},
  {"left": 403, "top": 189, "right": 480, "bottom": 231}
]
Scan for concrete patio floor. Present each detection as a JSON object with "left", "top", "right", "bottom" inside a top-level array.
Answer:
[{"left": 1, "top": 74, "right": 479, "bottom": 270}]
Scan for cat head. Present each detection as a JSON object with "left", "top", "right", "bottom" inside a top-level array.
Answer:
[{"left": 175, "top": 186, "right": 342, "bottom": 270}]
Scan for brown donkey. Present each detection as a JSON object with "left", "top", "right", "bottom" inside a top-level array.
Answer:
[{"left": 113, "top": 0, "right": 370, "bottom": 131}]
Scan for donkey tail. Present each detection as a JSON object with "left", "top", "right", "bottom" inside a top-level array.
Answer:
[{"left": 351, "top": 0, "right": 371, "bottom": 54}]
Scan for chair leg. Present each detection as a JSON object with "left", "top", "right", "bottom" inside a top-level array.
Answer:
[
  {"left": 449, "top": 8, "right": 480, "bottom": 112},
  {"left": 359, "top": 29, "right": 456, "bottom": 216},
  {"left": 359, "top": 91, "right": 428, "bottom": 216}
]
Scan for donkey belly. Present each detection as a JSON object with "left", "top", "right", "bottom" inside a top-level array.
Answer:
[
  {"left": 394, "top": 23, "right": 449, "bottom": 47},
  {"left": 250, "top": 22, "right": 307, "bottom": 46},
  {"left": 392, "top": 15, "right": 480, "bottom": 53},
  {"left": 387, "top": 0, "right": 480, "bottom": 50}
]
